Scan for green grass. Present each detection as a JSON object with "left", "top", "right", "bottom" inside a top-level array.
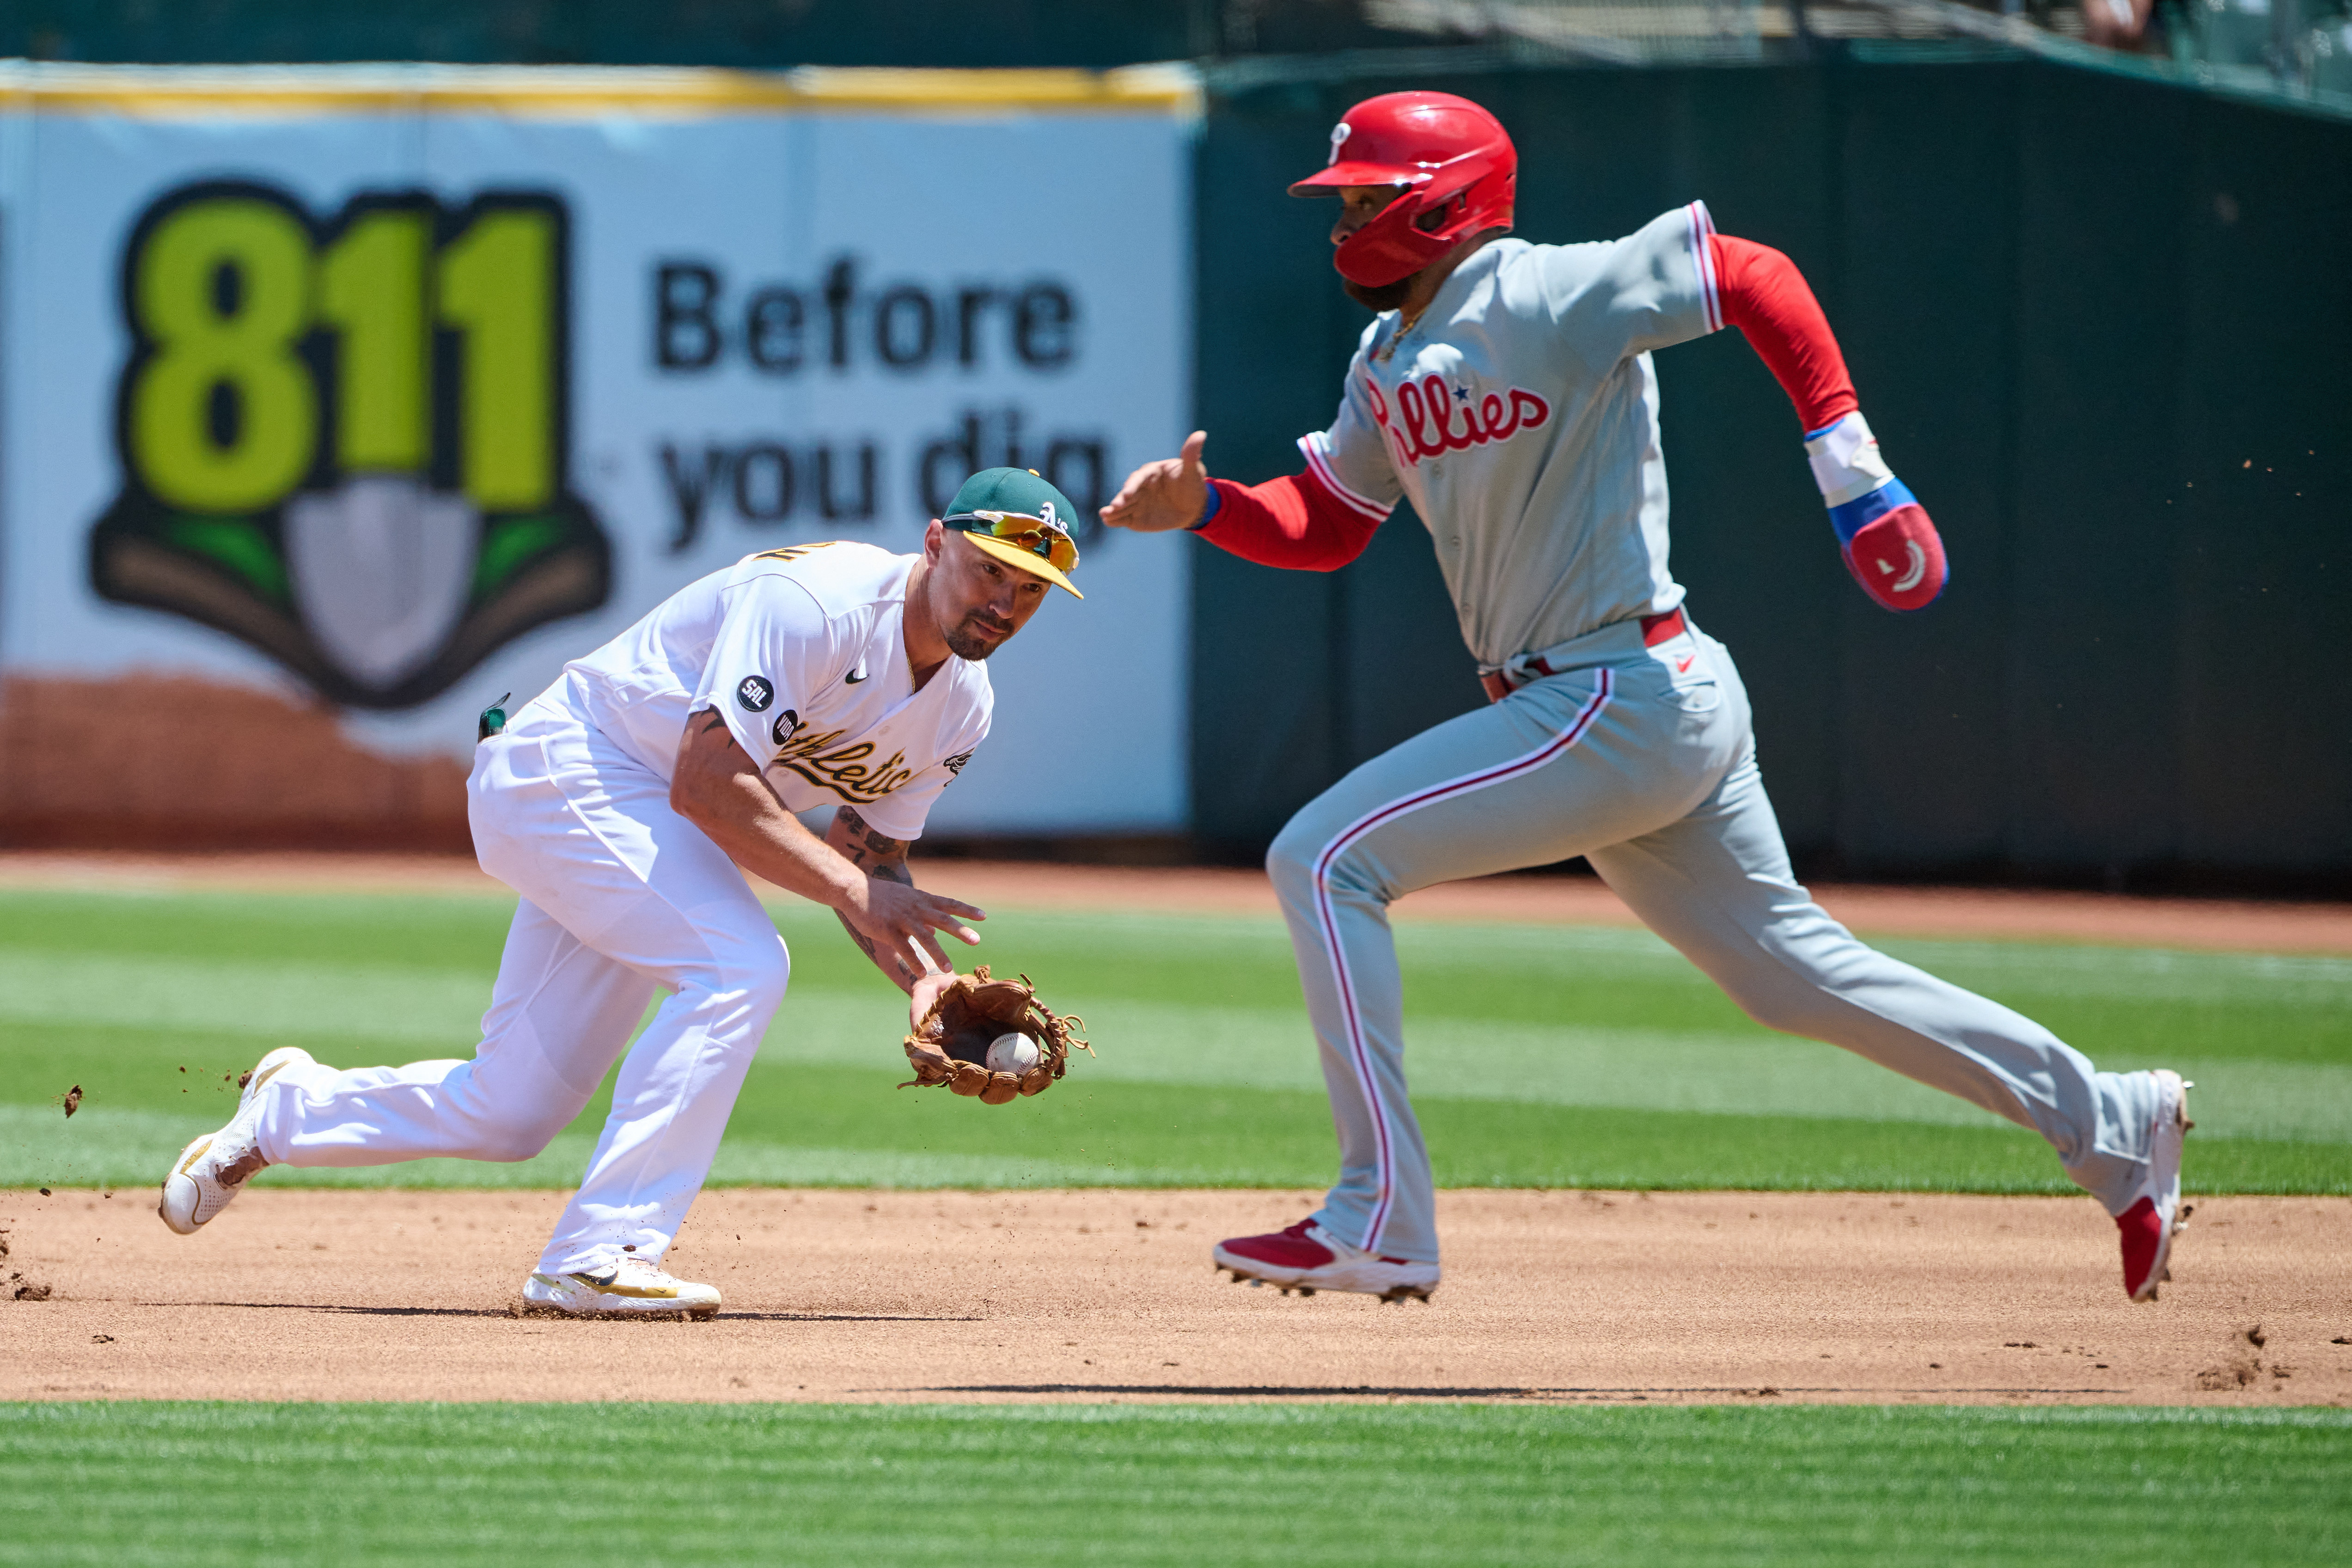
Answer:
[
  {"left": 3, "top": 886, "right": 2347, "bottom": 1194},
  {"left": 1, "top": 1402, "right": 2345, "bottom": 1566}
]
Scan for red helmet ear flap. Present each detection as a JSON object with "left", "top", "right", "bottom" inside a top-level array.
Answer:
[
  {"left": 1297, "top": 92, "right": 1518, "bottom": 289},
  {"left": 1332, "top": 191, "right": 1453, "bottom": 287},
  {"left": 1331, "top": 164, "right": 1513, "bottom": 287}
]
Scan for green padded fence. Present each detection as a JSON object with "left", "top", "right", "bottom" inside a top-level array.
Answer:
[{"left": 1189, "top": 48, "right": 2352, "bottom": 888}]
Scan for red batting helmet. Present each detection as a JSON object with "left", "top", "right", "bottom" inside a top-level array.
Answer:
[{"left": 1289, "top": 91, "right": 1517, "bottom": 288}]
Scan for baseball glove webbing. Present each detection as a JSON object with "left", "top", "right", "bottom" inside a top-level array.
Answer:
[{"left": 900, "top": 965, "right": 1089, "bottom": 1105}]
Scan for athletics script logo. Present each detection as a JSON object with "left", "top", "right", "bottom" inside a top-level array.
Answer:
[
  {"left": 768, "top": 726, "right": 919, "bottom": 805},
  {"left": 1364, "top": 372, "right": 1551, "bottom": 470},
  {"left": 88, "top": 181, "right": 611, "bottom": 709}
]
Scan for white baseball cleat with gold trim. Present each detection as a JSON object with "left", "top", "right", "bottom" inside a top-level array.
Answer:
[
  {"left": 521, "top": 1257, "right": 721, "bottom": 1318},
  {"left": 158, "top": 1046, "right": 314, "bottom": 1236}
]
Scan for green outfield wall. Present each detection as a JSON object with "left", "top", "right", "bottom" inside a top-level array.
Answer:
[{"left": 1191, "top": 50, "right": 2352, "bottom": 890}]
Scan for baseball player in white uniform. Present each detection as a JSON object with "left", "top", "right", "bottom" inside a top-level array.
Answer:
[
  {"left": 1103, "top": 92, "right": 2190, "bottom": 1304},
  {"left": 157, "top": 468, "right": 1087, "bottom": 1317}
]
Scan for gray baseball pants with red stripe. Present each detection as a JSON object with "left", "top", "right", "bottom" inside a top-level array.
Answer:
[{"left": 1265, "top": 614, "right": 2167, "bottom": 1265}]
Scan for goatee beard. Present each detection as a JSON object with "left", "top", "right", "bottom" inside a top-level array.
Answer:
[
  {"left": 945, "top": 618, "right": 1008, "bottom": 661},
  {"left": 1343, "top": 274, "right": 1417, "bottom": 313}
]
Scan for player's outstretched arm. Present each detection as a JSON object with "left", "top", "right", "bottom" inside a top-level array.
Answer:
[
  {"left": 670, "top": 710, "right": 984, "bottom": 996},
  {"left": 1710, "top": 233, "right": 1946, "bottom": 612},
  {"left": 1100, "top": 429, "right": 1213, "bottom": 532},
  {"left": 1103, "top": 428, "right": 1389, "bottom": 572},
  {"left": 825, "top": 805, "right": 961, "bottom": 1024}
]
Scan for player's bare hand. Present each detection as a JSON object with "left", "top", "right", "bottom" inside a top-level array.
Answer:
[
  {"left": 1100, "top": 429, "right": 1211, "bottom": 533},
  {"left": 906, "top": 967, "right": 959, "bottom": 1032},
  {"left": 842, "top": 876, "right": 985, "bottom": 982}
]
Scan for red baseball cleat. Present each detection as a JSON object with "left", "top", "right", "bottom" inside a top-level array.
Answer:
[
  {"left": 1211, "top": 1219, "right": 1439, "bottom": 1302},
  {"left": 2117, "top": 1070, "right": 2193, "bottom": 1302}
]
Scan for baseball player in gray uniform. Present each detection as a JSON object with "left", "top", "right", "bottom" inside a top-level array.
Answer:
[
  {"left": 1102, "top": 92, "right": 2189, "bottom": 1305},
  {"left": 157, "top": 469, "right": 1086, "bottom": 1317}
]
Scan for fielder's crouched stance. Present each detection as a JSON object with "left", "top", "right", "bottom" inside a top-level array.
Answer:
[
  {"left": 1104, "top": 93, "right": 2190, "bottom": 1306},
  {"left": 159, "top": 470, "right": 1086, "bottom": 1317}
]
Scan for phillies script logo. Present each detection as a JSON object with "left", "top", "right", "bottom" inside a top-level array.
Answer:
[{"left": 1365, "top": 373, "right": 1552, "bottom": 469}]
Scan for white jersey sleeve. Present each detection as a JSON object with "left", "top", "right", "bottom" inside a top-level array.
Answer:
[
  {"left": 1301, "top": 345, "right": 1406, "bottom": 520},
  {"left": 686, "top": 573, "right": 849, "bottom": 774},
  {"left": 1534, "top": 200, "right": 1722, "bottom": 371}
]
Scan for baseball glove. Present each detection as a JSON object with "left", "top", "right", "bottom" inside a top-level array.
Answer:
[{"left": 901, "top": 965, "right": 1088, "bottom": 1105}]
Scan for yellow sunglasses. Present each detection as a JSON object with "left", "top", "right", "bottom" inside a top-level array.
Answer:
[{"left": 943, "top": 510, "right": 1081, "bottom": 576}]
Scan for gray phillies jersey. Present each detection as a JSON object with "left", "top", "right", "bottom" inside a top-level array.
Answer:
[{"left": 1304, "top": 202, "right": 1722, "bottom": 669}]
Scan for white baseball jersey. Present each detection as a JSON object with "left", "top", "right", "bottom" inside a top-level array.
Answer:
[
  {"left": 562, "top": 541, "right": 990, "bottom": 840},
  {"left": 1305, "top": 203, "right": 1721, "bottom": 668}
]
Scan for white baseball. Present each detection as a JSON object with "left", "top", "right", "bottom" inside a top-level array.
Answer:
[{"left": 984, "top": 1031, "right": 1042, "bottom": 1074}]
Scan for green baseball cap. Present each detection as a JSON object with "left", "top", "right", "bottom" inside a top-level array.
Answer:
[{"left": 941, "top": 468, "right": 1084, "bottom": 599}]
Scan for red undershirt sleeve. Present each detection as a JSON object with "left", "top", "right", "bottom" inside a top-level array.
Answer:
[
  {"left": 1193, "top": 470, "right": 1385, "bottom": 573},
  {"left": 1709, "top": 232, "right": 1860, "bottom": 434}
]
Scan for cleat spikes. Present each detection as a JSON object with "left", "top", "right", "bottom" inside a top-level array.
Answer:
[{"left": 1210, "top": 1219, "right": 1440, "bottom": 1301}]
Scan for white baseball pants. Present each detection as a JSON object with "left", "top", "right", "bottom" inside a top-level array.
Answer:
[
  {"left": 252, "top": 677, "right": 788, "bottom": 1275},
  {"left": 1268, "top": 615, "right": 2168, "bottom": 1265}
]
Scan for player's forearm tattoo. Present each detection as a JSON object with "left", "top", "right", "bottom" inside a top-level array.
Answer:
[
  {"left": 832, "top": 806, "right": 915, "bottom": 982},
  {"left": 834, "top": 805, "right": 906, "bottom": 871}
]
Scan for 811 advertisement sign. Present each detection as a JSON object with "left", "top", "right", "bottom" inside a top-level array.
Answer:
[
  {"left": 2, "top": 77, "right": 1193, "bottom": 838},
  {"left": 92, "top": 182, "right": 611, "bottom": 708}
]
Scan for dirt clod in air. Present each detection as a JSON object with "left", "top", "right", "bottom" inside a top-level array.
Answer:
[
  {"left": 38, "top": 1189, "right": 50, "bottom": 1197},
  {"left": 2332, "top": 1336, "right": 2351, "bottom": 1346},
  {"left": 2195, "top": 1324, "right": 2272, "bottom": 1390},
  {"left": 92, "top": 1333, "right": 114, "bottom": 1343},
  {"left": 12, "top": 1281, "right": 52, "bottom": 1301},
  {"left": 61, "top": 1085, "right": 82, "bottom": 1118}
]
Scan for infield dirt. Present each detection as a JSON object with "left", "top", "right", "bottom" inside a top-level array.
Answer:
[
  {"left": 5, "top": 1187, "right": 2347, "bottom": 1407},
  {"left": 6, "top": 854, "right": 2346, "bottom": 1409}
]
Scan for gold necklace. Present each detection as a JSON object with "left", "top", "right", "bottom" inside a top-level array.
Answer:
[{"left": 1379, "top": 300, "right": 1429, "bottom": 363}]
